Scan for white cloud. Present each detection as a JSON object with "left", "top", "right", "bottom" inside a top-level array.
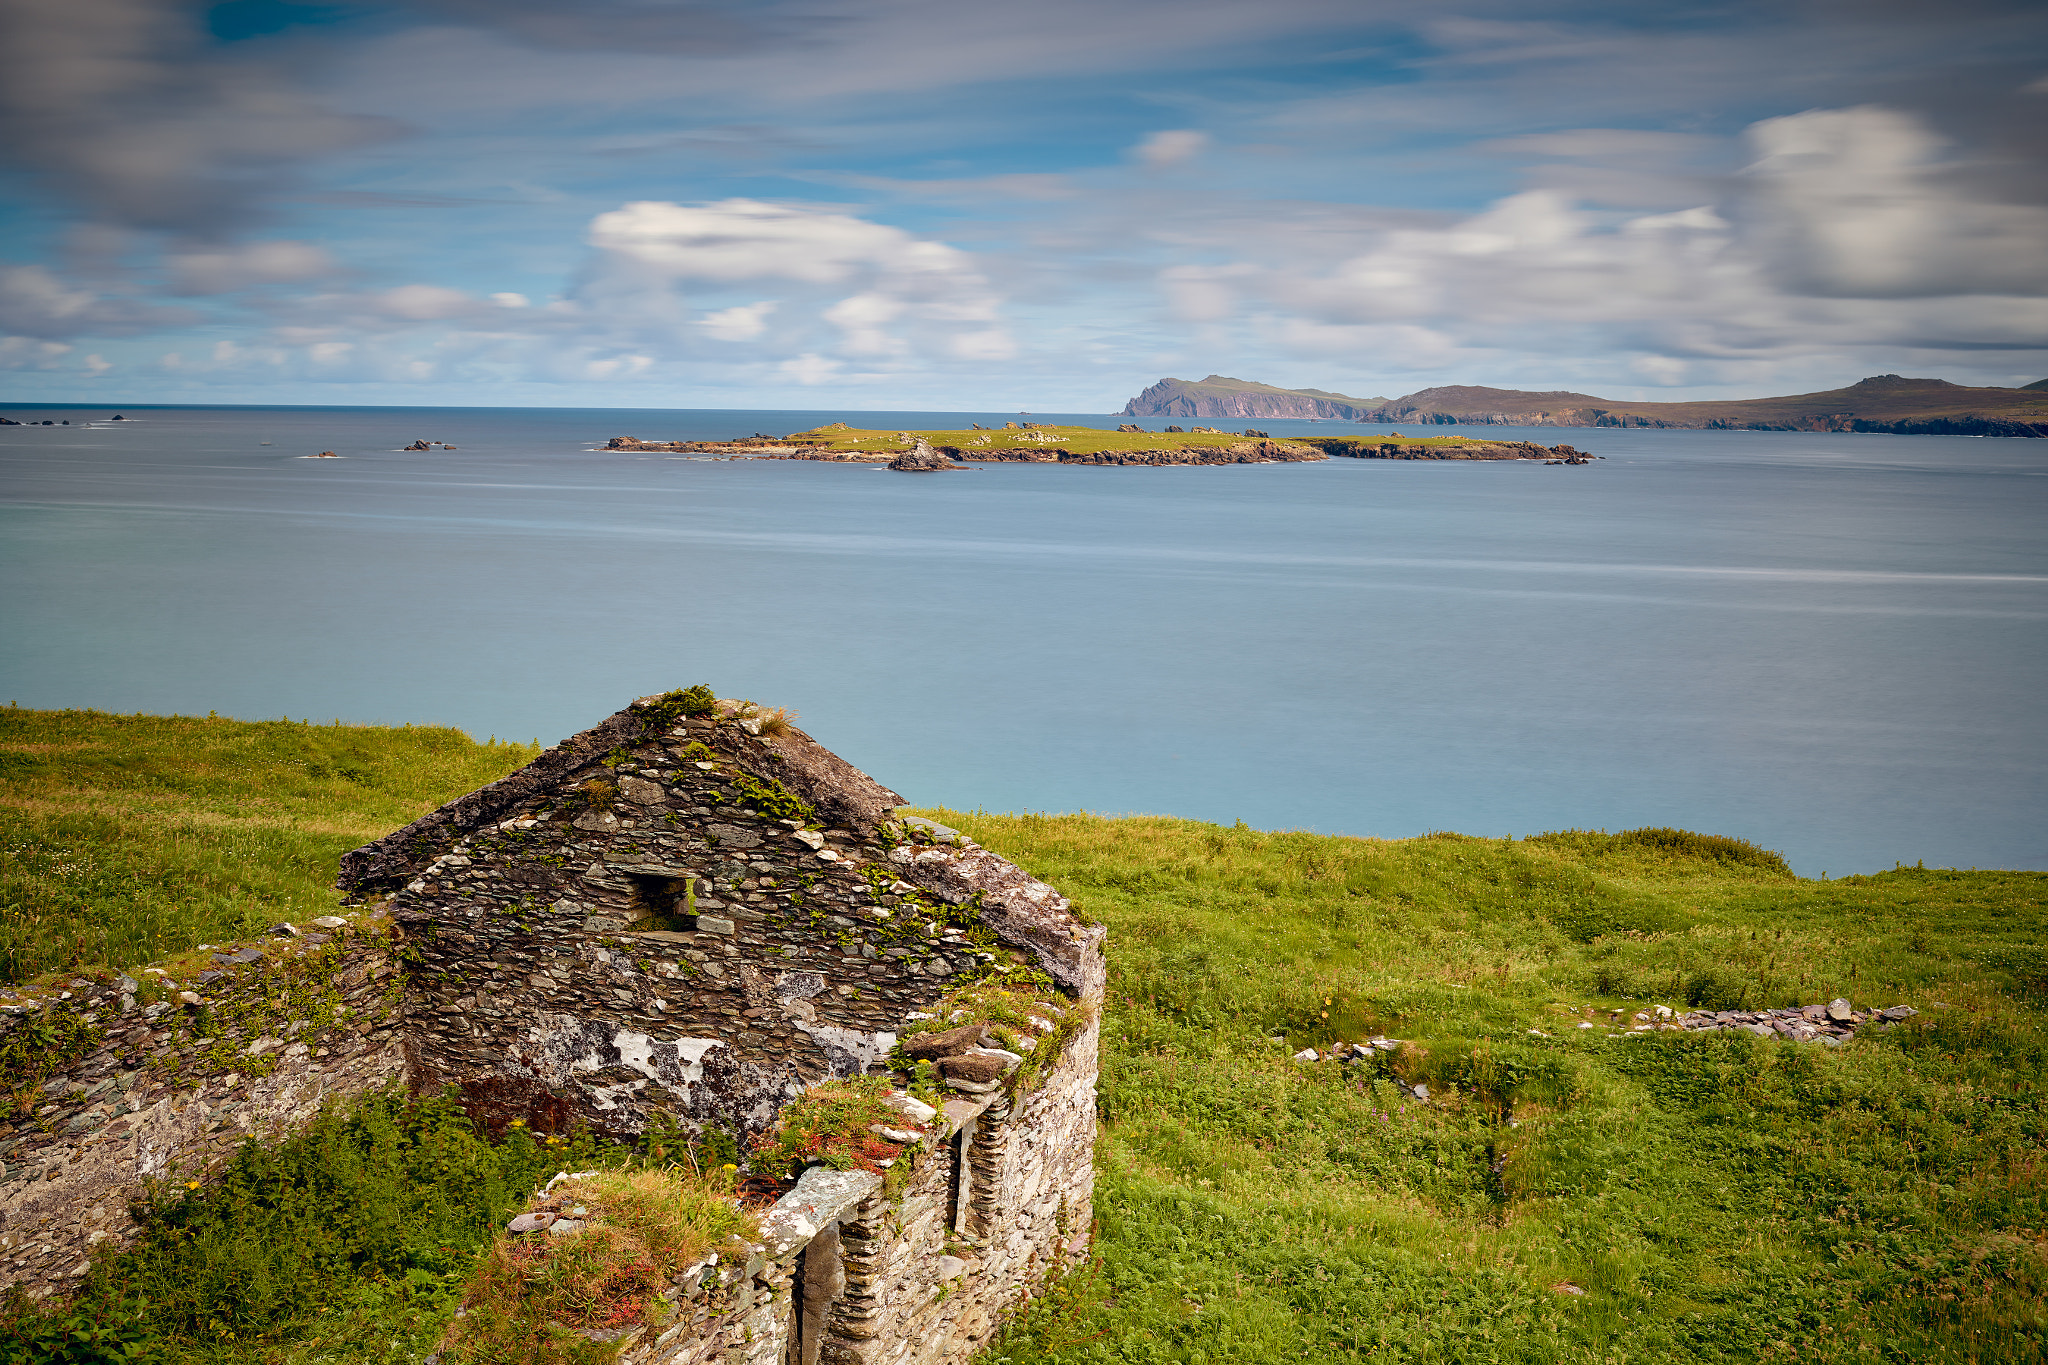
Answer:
[
  {"left": 376, "top": 284, "right": 488, "bottom": 321},
  {"left": 696, "top": 300, "right": 777, "bottom": 340},
  {"left": 1157, "top": 105, "right": 2048, "bottom": 379},
  {"left": 588, "top": 199, "right": 972, "bottom": 285},
  {"left": 1134, "top": 129, "right": 1209, "bottom": 169},
  {"left": 0, "top": 336, "right": 75, "bottom": 369},
  {"left": 823, "top": 291, "right": 907, "bottom": 356},
  {"left": 491, "top": 292, "right": 531, "bottom": 308},
  {"left": 0, "top": 263, "right": 183, "bottom": 338},
  {"left": 779, "top": 352, "right": 841, "bottom": 385},
  {"left": 579, "top": 198, "right": 1005, "bottom": 365},
  {"left": 1743, "top": 106, "right": 2048, "bottom": 299},
  {"left": 166, "top": 241, "right": 336, "bottom": 295},
  {"left": 585, "top": 353, "right": 652, "bottom": 380}
]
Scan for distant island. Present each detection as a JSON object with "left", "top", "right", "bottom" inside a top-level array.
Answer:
[
  {"left": 1123, "top": 374, "right": 2048, "bottom": 437},
  {"left": 604, "top": 422, "right": 1596, "bottom": 468}
]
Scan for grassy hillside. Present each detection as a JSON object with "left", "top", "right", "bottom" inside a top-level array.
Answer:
[
  {"left": 2, "top": 710, "right": 2043, "bottom": 1363},
  {"left": 0, "top": 705, "right": 536, "bottom": 982},
  {"left": 941, "top": 813, "right": 2048, "bottom": 1365}
]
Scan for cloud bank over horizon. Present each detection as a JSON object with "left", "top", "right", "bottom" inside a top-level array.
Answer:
[{"left": 1, "top": 0, "right": 2045, "bottom": 407}]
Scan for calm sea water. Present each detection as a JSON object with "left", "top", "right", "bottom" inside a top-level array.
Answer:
[{"left": 2, "top": 402, "right": 2043, "bottom": 876}]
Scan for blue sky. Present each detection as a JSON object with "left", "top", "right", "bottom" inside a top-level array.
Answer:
[{"left": 2, "top": 0, "right": 2046, "bottom": 408}]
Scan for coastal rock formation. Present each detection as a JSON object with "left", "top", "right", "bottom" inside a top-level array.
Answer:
[
  {"left": 888, "top": 439, "right": 956, "bottom": 472},
  {"left": 1302, "top": 437, "right": 1593, "bottom": 461},
  {"left": 1051, "top": 439, "right": 1322, "bottom": 466}
]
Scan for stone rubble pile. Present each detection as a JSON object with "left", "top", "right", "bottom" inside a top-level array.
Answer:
[{"left": 1672, "top": 997, "right": 1919, "bottom": 1044}]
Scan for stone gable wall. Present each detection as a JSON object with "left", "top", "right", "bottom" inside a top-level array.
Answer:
[{"left": 385, "top": 711, "right": 1052, "bottom": 1143}]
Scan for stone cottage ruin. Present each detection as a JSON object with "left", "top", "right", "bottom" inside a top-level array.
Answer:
[{"left": 0, "top": 692, "right": 1102, "bottom": 1365}]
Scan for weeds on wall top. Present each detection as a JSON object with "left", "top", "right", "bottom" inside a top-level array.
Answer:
[
  {"left": 443, "top": 1167, "right": 756, "bottom": 1365},
  {"left": 895, "top": 965, "right": 1090, "bottom": 1095},
  {"left": 747, "top": 1076, "right": 908, "bottom": 1182},
  {"left": 631, "top": 685, "right": 717, "bottom": 733}
]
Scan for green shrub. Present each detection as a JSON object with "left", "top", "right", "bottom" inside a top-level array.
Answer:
[
  {"left": 1683, "top": 966, "right": 1752, "bottom": 1010},
  {"left": 2, "top": 1087, "right": 619, "bottom": 1363},
  {"left": 1616, "top": 826, "right": 1792, "bottom": 874},
  {"left": 632, "top": 686, "right": 716, "bottom": 730}
]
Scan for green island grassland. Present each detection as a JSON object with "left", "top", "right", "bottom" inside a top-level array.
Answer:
[
  {"left": 2, "top": 705, "right": 2045, "bottom": 1365},
  {"left": 611, "top": 424, "right": 1563, "bottom": 461}
]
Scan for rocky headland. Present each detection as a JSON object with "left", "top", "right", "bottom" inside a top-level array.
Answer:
[{"left": 1123, "top": 373, "right": 2048, "bottom": 437}]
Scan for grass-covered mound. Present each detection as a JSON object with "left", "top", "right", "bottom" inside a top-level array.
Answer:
[
  {"left": 0, "top": 705, "right": 536, "bottom": 982},
  {"left": 934, "top": 813, "right": 2048, "bottom": 1365}
]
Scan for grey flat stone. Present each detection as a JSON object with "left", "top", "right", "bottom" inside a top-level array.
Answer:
[
  {"left": 760, "top": 1167, "right": 881, "bottom": 1256},
  {"left": 507, "top": 1211, "right": 555, "bottom": 1233}
]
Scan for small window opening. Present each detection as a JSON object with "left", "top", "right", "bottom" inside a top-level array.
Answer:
[{"left": 625, "top": 873, "right": 694, "bottom": 931}]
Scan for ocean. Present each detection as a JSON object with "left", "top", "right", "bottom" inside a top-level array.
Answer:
[{"left": 2, "top": 402, "right": 2043, "bottom": 876}]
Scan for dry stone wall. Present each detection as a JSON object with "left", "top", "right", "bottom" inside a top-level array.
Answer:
[{"left": 0, "top": 915, "right": 405, "bottom": 1298}]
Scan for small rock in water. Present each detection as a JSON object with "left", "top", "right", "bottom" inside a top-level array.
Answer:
[{"left": 888, "top": 438, "right": 955, "bottom": 472}]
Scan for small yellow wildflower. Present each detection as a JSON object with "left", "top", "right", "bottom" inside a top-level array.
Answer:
[{"left": 186, "top": 1180, "right": 199, "bottom": 1189}]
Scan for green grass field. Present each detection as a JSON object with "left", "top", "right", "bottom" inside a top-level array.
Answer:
[
  {"left": 0, "top": 705, "right": 536, "bottom": 984},
  {"left": 2, "top": 708, "right": 2043, "bottom": 1363}
]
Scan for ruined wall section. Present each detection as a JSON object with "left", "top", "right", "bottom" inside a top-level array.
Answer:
[
  {"left": 0, "top": 914, "right": 405, "bottom": 1299},
  {"left": 379, "top": 709, "right": 1032, "bottom": 1141},
  {"left": 830, "top": 1018, "right": 1099, "bottom": 1365},
  {"left": 484, "top": 1020, "right": 1097, "bottom": 1365}
]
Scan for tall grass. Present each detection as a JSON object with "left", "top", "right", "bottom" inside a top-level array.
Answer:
[
  {"left": 0, "top": 706, "right": 535, "bottom": 981},
  {"left": 937, "top": 813, "right": 2048, "bottom": 1365}
]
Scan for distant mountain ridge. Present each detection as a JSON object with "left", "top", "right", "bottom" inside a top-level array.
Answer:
[
  {"left": 1121, "top": 375, "right": 1391, "bottom": 420},
  {"left": 1122, "top": 374, "right": 2048, "bottom": 437}
]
